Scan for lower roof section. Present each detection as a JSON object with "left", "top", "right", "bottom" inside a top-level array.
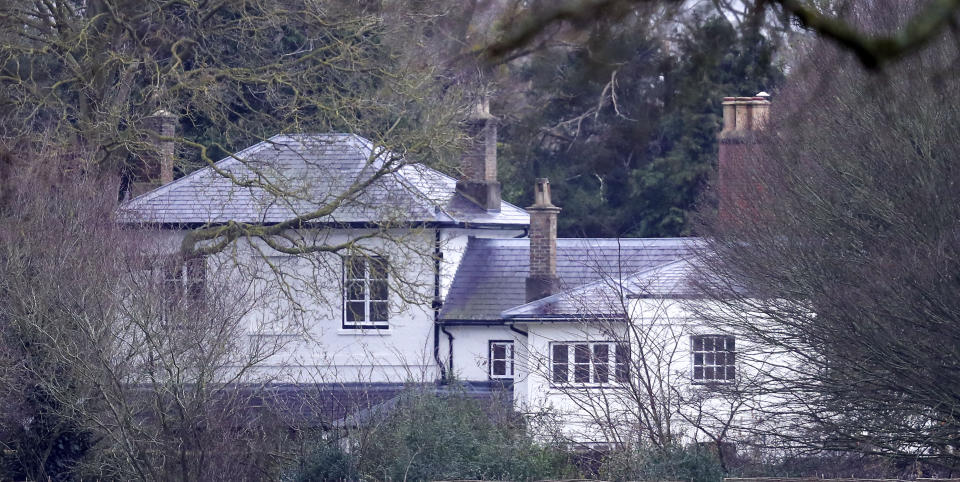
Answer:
[{"left": 439, "top": 237, "right": 700, "bottom": 322}]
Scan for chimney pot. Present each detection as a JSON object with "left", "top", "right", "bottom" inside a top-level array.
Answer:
[
  {"left": 718, "top": 93, "right": 771, "bottom": 219},
  {"left": 131, "top": 110, "right": 177, "bottom": 197},
  {"left": 526, "top": 178, "right": 561, "bottom": 302}
]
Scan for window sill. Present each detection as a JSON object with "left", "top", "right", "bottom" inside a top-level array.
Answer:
[
  {"left": 691, "top": 380, "right": 736, "bottom": 386},
  {"left": 337, "top": 328, "right": 391, "bottom": 336},
  {"left": 547, "top": 384, "right": 627, "bottom": 392}
]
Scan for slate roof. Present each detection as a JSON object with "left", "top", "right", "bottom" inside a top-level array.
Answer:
[
  {"left": 245, "top": 381, "right": 512, "bottom": 429},
  {"left": 500, "top": 257, "right": 700, "bottom": 320},
  {"left": 119, "top": 134, "right": 528, "bottom": 227},
  {"left": 440, "top": 237, "right": 700, "bottom": 322}
]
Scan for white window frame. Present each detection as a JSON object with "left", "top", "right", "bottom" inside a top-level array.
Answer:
[
  {"left": 161, "top": 255, "right": 206, "bottom": 303},
  {"left": 690, "top": 334, "right": 736, "bottom": 384},
  {"left": 488, "top": 340, "right": 515, "bottom": 379},
  {"left": 342, "top": 256, "right": 389, "bottom": 330},
  {"left": 549, "top": 341, "right": 630, "bottom": 387}
]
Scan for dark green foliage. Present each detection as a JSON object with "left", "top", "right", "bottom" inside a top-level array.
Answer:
[
  {"left": 290, "top": 389, "right": 577, "bottom": 481},
  {"left": 598, "top": 444, "right": 726, "bottom": 482},
  {"left": 291, "top": 443, "right": 357, "bottom": 482},
  {"left": 500, "top": 14, "right": 783, "bottom": 237}
]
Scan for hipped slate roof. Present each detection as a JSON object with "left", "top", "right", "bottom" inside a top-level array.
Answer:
[
  {"left": 119, "top": 134, "right": 528, "bottom": 227},
  {"left": 440, "top": 237, "right": 699, "bottom": 322}
]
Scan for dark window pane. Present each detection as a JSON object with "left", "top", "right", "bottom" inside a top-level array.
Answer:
[
  {"left": 593, "top": 345, "right": 609, "bottom": 383},
  {"left": 553, "top": 344, "right": 568, "bottom": 363},
  {"left": 694, "top": 367, "right": 704, "bottom": 379},
  {"left": 186, "top": 257, "right": 206, "bottom": 300},
  {"left": 370, "top": 280, "right": 388, "bottom": 301},
  {"left": 493, "top": 360, "right": 506, "bottom": 376},
  {"left": 728, "top": 352, "right": 736, "bottom": 365},
  {"left": 369, "top": 302, "right": 388, "bottom": 322},
  {"left": 705, "top": 353, "right": 714, "bottom": 365},
  {"left": 726, "top": 337, "right": 736, "bottom": 351},
  {"left": 615, "top": 344, "right": 630, "bottom": 383},
  {"left": 552, "top": 344, "right": 568, "bottom": 383},
  {"left": 553, "top": 362, "right": 567, "bottom": 383},
  {"left": 593, "top": 344, "right": 609, "bottom": 361},
  {"left": 575, "top": 363, "right": 590, "bottom": 383},
  {"left": 369, "top": 258, "right": 388, "bottom": 279},
  {"left": 574, "top": 345, "right": 590, "bottom": 382},
  {"left": 574, "top": 344, "right": 590, "bottom": 363},
  {"left": 347, "top": 280, "right": 365, "bottom": 300},
  {"left": 594, "top": 363, "right": 609, "bottom": 383},
  {"left": 693, "top": 336, "right": 703, "bottom": 351},
  {"left": 694, "top": 353, "right": 703, "bottom": 365},
  {"left": 348, "top": 258, "right": 365, "bottom": 279},
  {"left": 715, "top": 353, "right": 725, "bottom": 365},
  {"left": 704, "top": 367, "right": 714, "bottom": 380},
  {"left": 346, "top": 302, "right": 365, "bottom": 322},
  {"left": 726, "top": 366, "right": 736, "bottom": 380},
  {"left": 493, "top": 344, "right": 506, "bottom": 360}
]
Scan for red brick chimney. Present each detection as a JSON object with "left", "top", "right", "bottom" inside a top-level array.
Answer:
[
  {"left": 526, "top": 178, "right": 561, "bottom": 302},
  {"left": 456, "top": 97, "right": 501, "bottom": 212},
  {"left": 718, "top": 93, "right": 770, "bottom": 218},
  {"left": 131, "top": 109, "right": 177, "bottom": 197}
]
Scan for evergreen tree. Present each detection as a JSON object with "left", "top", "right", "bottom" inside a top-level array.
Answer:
[{"left": 500, "top": 15, "right": 783, "bottom": 237}]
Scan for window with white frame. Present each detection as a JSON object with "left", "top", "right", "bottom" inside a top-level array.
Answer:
[
  {"left": 550, "top": 342, "right": 630, "bottom": 386},
  {"left": 489, "top": 341, "right": 514, "bottom": 379},
  {"left": 162, "top": 255, "right": 206, "bottom": 303},
  {"left": 691, "top": 334, "right": 736, "bottom": 383},
  {"left": 343, "top": 256, "right": 389, "bottom": 329}
]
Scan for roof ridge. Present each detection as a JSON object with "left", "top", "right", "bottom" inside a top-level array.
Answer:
[
  {"left": 392, "top": 163, "right": 459, "bottom": 222},
  {"left": 501, "top": 271, "right": 628, "bottom": 318}
]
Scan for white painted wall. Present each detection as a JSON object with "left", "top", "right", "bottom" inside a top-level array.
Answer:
[
  {"left": 137, "top": 225, "right": 525, "bottom": 385},
  {"left": 436, "top": 227, "right": 525, "bottom": 382},
  {"left": 444, "top": 324, "right": 520, "bottom": 381},
  {"left": 514, "top": 298, "right": 781, "bottom": 445}
]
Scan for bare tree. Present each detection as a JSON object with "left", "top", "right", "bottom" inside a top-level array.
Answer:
[
  {"left": 692, "top": 10, "right": 960, "bottom": 470},
  {"left": 514, "top": 248, "right": 755, "bottom": 469},
  {"left": 0, "top": 0, "right": 469, "bottom": 258},
  {"left": 482, "top": 0, "right": 960, "bottom": 69},
  {"left": 0, "top": 154, "right": 305, "bottom": 480}
]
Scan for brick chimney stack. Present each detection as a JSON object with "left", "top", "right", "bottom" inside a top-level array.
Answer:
[
  {"left": 131, "top": 109, "right": 177, "bottom": 197},
  {"left": 456, "top": 97, "right": 501, "bottom": 212},
  {"left": 718, "top": 93, "right": 770, "bottom": 217},
  {"left": 526, "top": 178, "right": 561, "bottom": 302}
]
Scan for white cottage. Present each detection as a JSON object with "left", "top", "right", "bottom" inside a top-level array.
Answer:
[{"left": 119, "top": 96, "right": 775, "bottom": 444}]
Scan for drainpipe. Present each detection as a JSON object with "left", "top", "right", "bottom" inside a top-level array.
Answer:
[
  {"left": 433, "top": 229, "right": 447, "bottom": 381},
  {"left": 441, "top": 325, "right": 455, "bottom": 378}
]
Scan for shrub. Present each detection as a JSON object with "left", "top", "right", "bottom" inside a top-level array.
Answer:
[
  {"left": 290, "top": 387, "right": 578, "bottom": 481},
  {"left": 290, "top": 443, "right": 356, "bottom": 482},
  {"left": 598, "top": 444, "right": 725, "bottom": 482}
]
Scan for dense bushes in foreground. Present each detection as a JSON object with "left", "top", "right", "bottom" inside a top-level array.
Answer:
[
  {"left": 290, "top": 389, "right": 578, "bottom": 481},
  {"left": 288, "top": 388, "right": 727, "bottom": 481}
]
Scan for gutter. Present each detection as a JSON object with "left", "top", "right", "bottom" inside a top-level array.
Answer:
[
  {"left": 118, "top": 220, "right": 530, "bottom": 231},
  {"left": 509, "top": 324, "right": 528, "bottom": 338}
]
